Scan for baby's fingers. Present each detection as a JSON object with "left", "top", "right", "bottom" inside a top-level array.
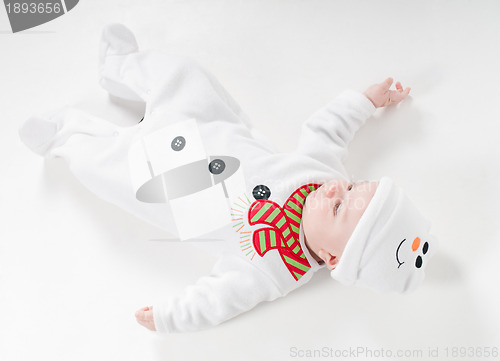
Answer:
[
  {"left": 389, "top": 87, "right": 411, "bottom": 104},
  {"left": 381, "top": 77, "right": 394, "bottom": 90},
  {"left": 135, "top": 306, "right": 157, "bottom": 331}
]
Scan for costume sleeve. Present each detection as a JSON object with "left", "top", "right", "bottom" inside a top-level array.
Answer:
[
  {"left": 296, "top": 90, "right": 376, "bottom": 166},
  {"left": 153, "top": 255, "right": 283, "bottom": 333}
]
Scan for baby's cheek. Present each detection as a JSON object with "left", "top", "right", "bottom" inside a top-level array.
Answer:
[
  {"left": 301, "top": 207, "right": 315, "bottom": 237},
  {"left": 301, "top": 206, "right": 311, "bottom": 229},
  {"left": 303, "top": 211, "right": 325, "bottom": 242}
]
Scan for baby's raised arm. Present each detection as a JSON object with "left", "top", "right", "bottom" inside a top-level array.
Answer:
[
  {"left": 295, "top": 78, "right": 411, "bottom": 171},
  {"left": 364, "top": 77, "right": 411, "bottom": 108}
]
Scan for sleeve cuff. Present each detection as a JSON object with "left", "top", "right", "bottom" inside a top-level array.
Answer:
[
  {"left": 337, "top": 89, "right": 377, "bottom": 118},
  {"left": 153, "top": 303, "right": 170, "bottom": 333}
]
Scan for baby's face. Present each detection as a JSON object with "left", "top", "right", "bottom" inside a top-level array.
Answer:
[{"left": 302, "top": 180, "right": 378, "bottom": 269}]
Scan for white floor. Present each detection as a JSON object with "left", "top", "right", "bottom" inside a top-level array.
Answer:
[{"left": 1, "top": 1, "right": 500, "bottom": 360}]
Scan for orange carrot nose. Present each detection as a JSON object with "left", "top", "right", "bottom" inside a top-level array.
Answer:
[{"left": 412, "top": 237, "right": 421, "bottom": 252}]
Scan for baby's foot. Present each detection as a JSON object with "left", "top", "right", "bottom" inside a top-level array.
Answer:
[
  {"left": 99, "top": 23, "right": 139, "bottom": 66},
  {"left": 98, "top": 23, "right": 145, "bottom": 102},
  {"left": 19, "top": 114, "right": 59, "bottom": 156},
  {"left": 135, "top": 306, "right": 156, "bottom": 331}
]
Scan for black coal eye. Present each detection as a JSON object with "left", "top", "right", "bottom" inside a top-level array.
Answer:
[
  {"left": 415, "top": 256, "right": 423, "bottom": 268},
  {"left": 252, "top": 184, "right": 271, "bottom": 200},
  {"left": 208, "top": 159, "right": 225, "bottom": 175},
  {"left": 171, "top": 136, "right": 186, "bottom": 151},
  {"left": 422, "top": 242, "right": 429, "bottom": 255}
]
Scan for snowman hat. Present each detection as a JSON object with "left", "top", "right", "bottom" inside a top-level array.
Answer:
[{"left": 330, "top": 177, "right": 437, "bottom": 293}]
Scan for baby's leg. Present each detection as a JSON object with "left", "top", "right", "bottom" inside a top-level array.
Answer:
[
  {"left": 19, "top": 107, "right": 177, "bottom": 233},
  {"left": 99, "top": 24, "right": 252, "bottom": 129},
  {"left": 19, "top": 107, "right": 119, "bottom": 157}
]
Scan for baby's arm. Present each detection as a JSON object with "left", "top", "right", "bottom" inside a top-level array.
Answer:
[
  {"left": 295, "top": 78, "right": 410, "bottom": 170},
  {"left": 136, "top": 255, "right": 282, "bottom": 333}
]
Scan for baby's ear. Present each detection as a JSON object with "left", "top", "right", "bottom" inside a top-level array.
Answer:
[{"left": 318, "top": 249, "right": 338, "bottom": 270}]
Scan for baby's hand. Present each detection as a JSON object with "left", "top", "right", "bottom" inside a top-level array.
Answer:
[
  {"left": 135, "top": 306, "right": 156, "bottom": 331},
  {"left": 363, "top": 77, "right": 411, "bottom": 108}
]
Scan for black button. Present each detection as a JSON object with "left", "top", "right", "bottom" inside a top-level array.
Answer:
[
  {"left": 171, "top": 136, "right": 186, "bottom": 151},
  {"left": 209, "top": 159, "right": 225, "bottom": 175},
  {"left": 252, "top": 185, "right": 271, "bottom": 200},
  {"left": 422, "top": 242, "right": 429, "bottom": 255},
  {"left": 415, "top": 256, "right": 423, "bottom": 268}
]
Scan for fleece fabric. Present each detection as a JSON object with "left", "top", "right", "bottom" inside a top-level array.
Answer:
[{"left": 19, "top": 24, "right": 377, "bottom": 333}]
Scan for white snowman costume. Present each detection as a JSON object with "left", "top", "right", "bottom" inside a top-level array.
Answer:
[{"left": 19, "top": 24, "right": 436, "bottom": 333}]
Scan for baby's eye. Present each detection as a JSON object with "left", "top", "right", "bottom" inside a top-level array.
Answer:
[
  {"left": 334, "top": 202, "right": 341, "bottom": 215},
  {"left": 347, "top": 184, "right": 353, "bottom": 191}
]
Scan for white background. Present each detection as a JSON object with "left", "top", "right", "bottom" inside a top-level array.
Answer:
[{"left": 1, "top": 1, "right": 500, "bottom": 360}]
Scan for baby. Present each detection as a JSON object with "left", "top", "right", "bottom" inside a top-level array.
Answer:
[{"left": 19, "top": 24, "right": 437, "bottom": 333}]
